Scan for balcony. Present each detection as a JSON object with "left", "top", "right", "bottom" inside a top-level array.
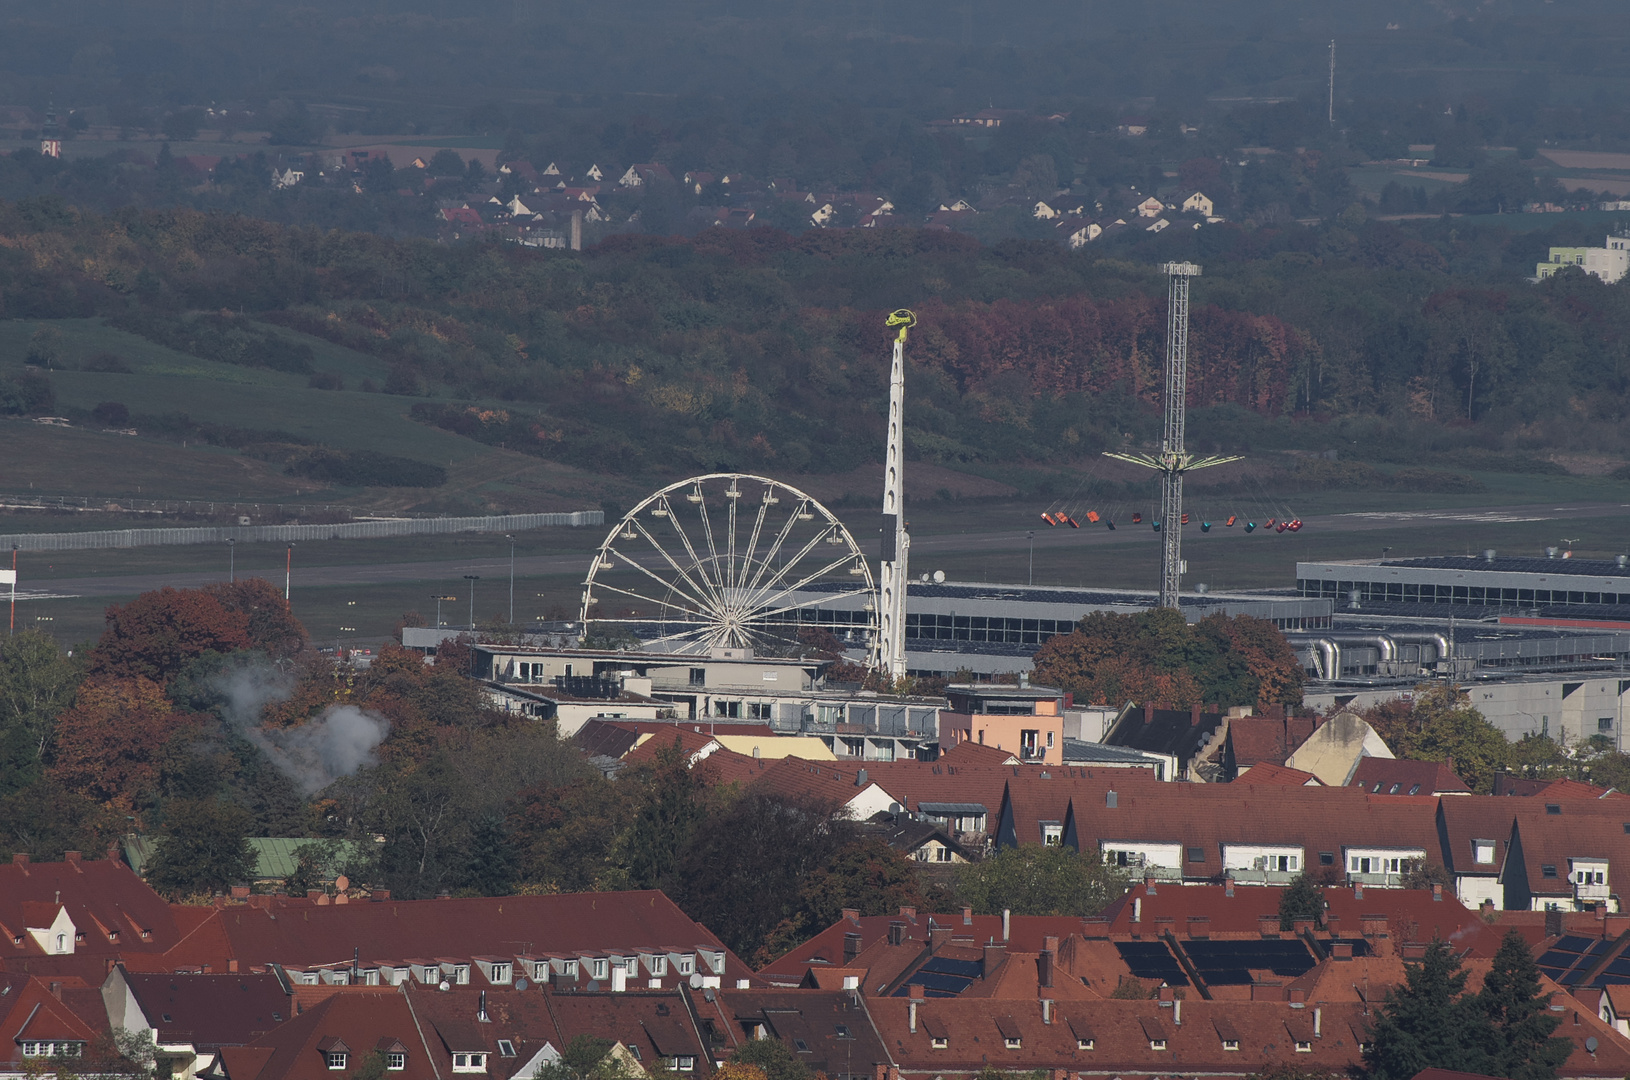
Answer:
[
  {"left": 1576, "top": 880, "right": 1611, "bottom": 903},
  {"left": 1229, "top": 869, "right": 1302, "bottom": 886},
  {"left": 1347, "top": 871, "right": 1407, "bottom": 889}
]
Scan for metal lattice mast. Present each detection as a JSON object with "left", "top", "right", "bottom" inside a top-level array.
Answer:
[
  {"left": 1104, "top": 263, "right": 1239, "bottom": 610},
  {"left": 876, "top": 309, "right": 916, "bottom": 679}
]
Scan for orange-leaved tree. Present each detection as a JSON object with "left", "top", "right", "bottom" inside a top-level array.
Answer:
[
  {"left": 89, "top": 586, "right": 253, "bottom": 684},
  {"left": 205, "top": 577, "right": 309, "bottom": 659},
  {"left": 49, "top": 675, "right": 200, "bottom": 813}
]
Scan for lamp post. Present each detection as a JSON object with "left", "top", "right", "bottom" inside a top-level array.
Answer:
[
  {"left": 284, "top": 543, "right": 295, "bottom": 602},
  {"left": 505, "top": 534, "right": 515, "bottom": 625},
  {"left": 464, "top": 575, "right": 481, "bottom": 630},
  {"left": 1027, "top": 530, "right": 1035, "bottom": 587},
  {"left": 228, "top": 538, "right": 235, "bottom": 583},
  {"left": 431, "top": 594, "right": 457, "bottom": 628}
]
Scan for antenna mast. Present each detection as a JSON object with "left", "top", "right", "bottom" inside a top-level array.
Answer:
[
  {"left": 1103, "top": 264, "right": 1239, "bottom": 609},
  {"left": 1328, "top": 39, "right": 1336, "bottom": 125},
  {"left": 876, "top": 309, "right": 916, "bottom": 680}
]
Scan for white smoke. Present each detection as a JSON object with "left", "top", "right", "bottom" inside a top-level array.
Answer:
[{"left": 213, "top": 663, "right": 391, "bottom": 794}]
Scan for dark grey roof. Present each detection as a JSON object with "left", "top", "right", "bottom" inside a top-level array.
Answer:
[
  {"left": 1104, "top": 707, "right": 1223, "bottom": 765},
  {"left": 918, "top": 802, "right": 989, "bottom": 814},
  {"left": 1382, "top": 555, "right": 1630, "bottom": 578},
  {"left": 1062, "top": 739, "right": 1161, "bottom": 764}
]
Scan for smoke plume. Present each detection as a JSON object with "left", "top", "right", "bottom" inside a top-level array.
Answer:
[{"left": 213, "top": 662, "right": 390, "bottom": 794}]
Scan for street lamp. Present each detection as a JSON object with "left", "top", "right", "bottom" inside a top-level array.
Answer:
[
  {"left": 1027, "top": 530, "right": 1035, "bottom": 587},
  {"left": 431, "top": 594, "right": 457, "bottom": 628},
  {"left": 505, "top": 534, "right": 515, "bottom": 625},
  {"left": 284, "top": 543, "right": 295, "bottom": 602},
  {"left": 464, "top": 575, "right": 481, "bottom": 630},
  {"left": 228, "top": 538, "right": 235, "bottom": 583}
]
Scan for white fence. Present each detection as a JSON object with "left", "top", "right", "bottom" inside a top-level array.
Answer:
[{"left": 0, "top": 511, "right": 604, "bottom": 552}]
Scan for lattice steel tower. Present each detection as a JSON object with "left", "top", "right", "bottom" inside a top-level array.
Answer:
[{"left": 1104, "top": 263, "right": 1239, "bottom": 609}]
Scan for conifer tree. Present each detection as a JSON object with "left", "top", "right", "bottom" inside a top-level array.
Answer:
[
  {"left": 1364, "top": 938, "right": 1494, "bottom": 1080},
  {"left": 1477, "top": 930, "right": 1572, "bottom": 1080}
]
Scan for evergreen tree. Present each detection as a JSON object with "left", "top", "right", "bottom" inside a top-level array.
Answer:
[
  {"left": 462, "top": 813, "right": 518, "bottom": 897},
  {"left": 1364, "top": 938, "right": 1494, "bottom": 1080},
  {"left": 618, "top": 738, "right": 711, "bottom": 890},
  {"left": 1477, "top": 930, "right": 1572, "bottom": 1080},
  {"left": 1278, "top": 873, "right": 1324, "bottom": 930},
  {"left": 145, "top": 798, "right": 256, "bottom": 899}
]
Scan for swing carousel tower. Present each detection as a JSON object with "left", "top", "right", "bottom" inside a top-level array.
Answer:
[{"left": 1103, "top": 263, "right": 1240, "bottom": 610}]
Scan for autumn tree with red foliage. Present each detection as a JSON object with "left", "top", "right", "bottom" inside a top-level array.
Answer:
[
  {"left": 205, "top": 577, "right": 309, "bottom": 658},
  {"left": 49, "top": 675, "right": 199, "bottom": 813},
  {"left": 1033, "top": 608, "right": 1302, "bottom": 710},
  {"left": 90, "top": 587, "right": 253, "bottom": 684}
]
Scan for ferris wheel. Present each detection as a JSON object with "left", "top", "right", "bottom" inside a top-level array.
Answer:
[{"left": 580, "top": 473, "right": 878, "bottom": 655}]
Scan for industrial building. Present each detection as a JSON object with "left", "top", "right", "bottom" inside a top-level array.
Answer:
[
  {"left": 1296, "top": 553, "right": 1630, "bottom": 623},
  {"left": 782, "top": 580, "right": 1332, "bottom": 676}
]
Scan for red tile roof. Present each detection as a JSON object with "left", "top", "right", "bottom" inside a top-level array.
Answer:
[
  {"left": 0, "top": 972, "right": 105, "bottom": 1068},
  {"left": 0, "top": 854, "right": 181, "bottom": 980},
  {"left": 756, "top": 911, "right": 1084, "bottom": 985},
  {"left": 1351, "top": 757, "right": 1472, "bottom": 795},
  {"left": 118, "top": 967, "right": 292, "bottom": 1049},
  {"left": 221, "top": 991, "right": 437, "bottom": 1080},
  {"left": 1235, "top": 762, "right": 1321, "bottom": 786}
]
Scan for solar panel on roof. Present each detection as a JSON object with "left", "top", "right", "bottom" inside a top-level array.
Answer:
[
  {"left": 1181, "top": 939, "right": 1317, "bottom": 980},
  {"left": 1114, "top": 942, "right": 1187, "bottom": 982},
  {"left": 1586, "top": 940, "right": 1615, "bottom": 957},
  {"left": 1539, "top": 951, "right": 1577, "bottom": 969},
  {"left": 919, "top": 957, "right": 983, "bottom": 978},
  {"left": 1554, "top": 936, "right": 1594, "bottom": 953},
  {"left": 900, "top": 972, "right": 975, "bottom": 995},
  {"left": 1601, "top": 958, "right": 1630, "bottom": 978}
]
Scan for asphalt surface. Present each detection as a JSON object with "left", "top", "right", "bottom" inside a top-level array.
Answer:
[{"left": 14, "top": 500, "right": 1630, "bottom": 600}]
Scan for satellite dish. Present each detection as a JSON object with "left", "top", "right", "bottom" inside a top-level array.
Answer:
[
  {"left": 586, "top": 980, "right": 600, "bottom": 992},
  {"left": 439, "top": 981, "right": 451, "bottom": 991},
  {"left": 889, "top": 802, "right": 902, "bottom": 815},
  {"left": 689, "top": 973, "right": 704, "bottom": 989},
  {"left": 335, "top": 875, "right": 350, "bottom": 892},
  {"left": 933, "top": 570, "right": 946, "bottom": 583},
  {"left": 515, "top": 978, "right": 529, "bottom": 991},
  {"left": 1587, "top": 1038, "right": 1599, "bottom": 1053}
]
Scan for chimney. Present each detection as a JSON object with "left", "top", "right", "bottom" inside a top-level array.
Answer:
[
  {"left": 1480, "top": 899, "right": 1495, "bottom": 917},
  {"left": 1432, "top": 883, "right": 1443, "bottom": 902},
  {"left": 1134, "top": 897, "right": 1142, "bottom": 923},
  {"left": 1187, "top": 917, "right": 1210, "bottom": 939},
  {"left": 1314, "top": 1007, "right": 1322, "bottom": 1038},
  {"left": 909, "top": 998, "right": 918, "bottom": 1033},
  {"left": 844, "top": 933, "right": 862, "bottom": 963},
  {"left": 1044, "top": 935, "right": 1059, "bottom": 954},
  {"left": 48, "top": 981, "right": 61, "bottom": 1000},
  {"left": 11, "top": 853, "right": 28, "bottom": 874},
  {"left": 1190, "top": 703, "right": 1201, "bottom": 726},
  {"left": 929, "top": 927, "right": 950, "bottom": 953},
  {"left": 1354, "top": 882, "right": 1364, "bottom": 900},
  {"left": 63, "top": 851, "right": 81, "bottom": 865},
  {"left": 857, "top": 769, "right": 868, "bottom": 787},
  {"left": 962, "top": 906, "right": 973, "bottom": 926},
  {"left": 373, "top": 889, "right": 390, "bottom": 902},
  {"left": 478, "top": 990, "right": 489, "bottom": 1023},
  {"left": 1225, "top": 876, "right": 1235, "bottom": 897},
  {"left": 1331, "top": 943, "right": 1354, "bottom": 960},
  {"left": 1173, "top": 996, "right": 1182, "bottom": 1026},
  {"left": 842, "top": 908, "right": 860, "bottom": 923},
  {"left": 1041, "top": 998, "right": 1053, "bottom": 1024},
  {"left": 899, "top": 906, "right": 916, "bottom": 920},
  {"left": 1002, "top": 908, "right": 1011, "bottom": 941},
  {"left": 1038, "top": 948, "right": 1054, "bottom": 988},
  {"left": 231, "top": 885, "right": 251, "bottom": 898},
  {"left": 909, "top": 983, "right": 925, "bottom": 1000},
  {"left": 887, "top": 921, "right": 905, "bottom": 946},
  {"left": 1325, "top": 915, "right": 1340, "bottom": 936},
  {"left": 983, "top": 942, "right": 1006, "bottom": 977},
  {"left": 1157, "top": 986, "right": 1174, "bottom": 1002},
  {"left": 1293, "top": 919, "right": 1314, "bottom": 936},
  {"left": 1144, "top": 702, "right": 1155, "bottom": 723}
]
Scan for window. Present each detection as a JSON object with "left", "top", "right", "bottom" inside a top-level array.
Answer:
[
  {"left": 931, "top": 1038, "right": 949, "bottom": 1050},
  {"left": 1601, "top": 718, "right": 1616, "bottom": 733},
  {"left": 1320, "top": 851, "right": 1335, "bottom": 865},
  {"left": 793, "top": 1040, "right": 809, "bottom": 1053},
  {"left": 1474, "top": 840, "right": 1495, "bottom": 865},
  {"left": 452, "top": 1053, "right": 487, "bottom": 1073},
  {"left": 1150, "top": 1039, "right": 1167, "bottom": 1051},
  {"left": 1542, "top": 865, "right": 1558, "bottom": 878},
  {"left": 626, "top": 1046, "right": 641, "bottom": 1061},
  {"left": 1295, "top": 1042, "right": 1312, "bottom": 1053},
  {"left": 749, "top": 703, "right": 772, "bottom": 720},
  {"left": 387, "top": 1054, "right": 407, "bottom": 1071},
  {"left": 671, "top": 1058, "right": 696, "bottom": 1073},
  {"left": 497, "top": 1042, "right": 516, "bottom": 1058},
  {"left": 590, "top": 959, "right": 609, "bottom": 980},
  {"left": 1042, "top": 823, "right": 1062, "bottom": 846},
  {"left": 1004, "top": 1037, "right": 1022, "bottom": 1050},
  {"left": 1222, "top": 1041, "right": 1240, "bottom": 1052},
  {"left": 1187, "top": 847, "right": 1205, "bottom": 863},
  {"left": 328, "top": 1053, "right": 349, "bottom": 1070},
  {"left": 676, "top": 954, "right": 694, "bottom": 976},
  {"left": 1546, "top": 804, "right": 1562, "bottom": 815},
  {"left": 689, "top": 668, "right": 706, "bottom": 686},
  {"left": 834, "top": 1026, "right": 850, "bottom": 1039},
  {"left": 1408, "top": 784, "right": 1421, "bottom": 795},
  {"left": 1077, "top": 1039, "right": 1094, "bottom": 1051}
]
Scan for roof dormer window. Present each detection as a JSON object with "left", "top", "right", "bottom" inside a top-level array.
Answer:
[{"left": 327, "top": 1053, "right": 348, "bottom": 1070}]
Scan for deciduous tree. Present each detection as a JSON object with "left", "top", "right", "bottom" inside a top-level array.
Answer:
[
  {"left": 48, "top": 675, "right": 199, "bottom": 813},
  {"left": 145, "top": 797, "right": 256, "bottom": 899},
  {"left": 956, "top": 843, "right": 1128, "bottom": 917},
  {"left": 89, "top": 587, "right": 252, "bottom": 685}
]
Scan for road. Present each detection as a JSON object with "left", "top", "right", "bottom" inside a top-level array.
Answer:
[{"left": 14, "top": 500, "right": 1630, "bottom": 600}]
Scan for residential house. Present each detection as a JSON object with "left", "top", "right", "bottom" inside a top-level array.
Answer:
[
  {"left": 938, "top": 681, "right": 1066, "bottom": 764},
  {"left": 859, "top": 813, "right": 971, "bottom": 865},
  {"left": 102, "top": 965, "right": 292, "bottom": 1080},
  {"left": 0, "top": 851, "right": 186, "bottom": 981},
  {"left": 0, "top": 971, "right": 106, "bottom": 1078},
  {"left": 1181, "top": 191, "right": 1214, "bottom": 216},
  {"left": 1134, "top": 195, "right": 1165, "bottom": 218},
  {"left": 1055, "top": 218, "right": 1101, "bottom": 248},
  {"left": 950, "top": 109, "right": 1028, "bottom": 128},
  {"left": 1118, "top": 117, "right": 1150, "bottom": 135},
  {"left": 1103, "top": 703, "right": 1226, "bottom": 780},
  {"left": 1536, "top": 236, "right": 1630, "bottom": 284},
  {"left": 1349, "top": 757, "right": 1471, "bottom": 797},
  {"left": 1234, "top": 762, "right": 1321, "bottom": 786},
  {"left": 719, "top": 989, "right": 884, "bottom": 1080},
  {"left": 1437, "top": 795, "right": 1630, "bottom": 911}
]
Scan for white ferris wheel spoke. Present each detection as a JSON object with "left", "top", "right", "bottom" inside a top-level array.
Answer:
[
  {"left": 751, "top": 552, "right": 865, "bottom": 612},
  {"left": 740, "top": 499, "right": 808, "bottom": 597},
  {"left": 628, "top": 516, "right": 720, "bottom": 615},
  {"left": 656, "top": 495, "right": 722, "bottom": 600},
  {"left": 608, "top": 535, "right": 717, "bottom": 616}
]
